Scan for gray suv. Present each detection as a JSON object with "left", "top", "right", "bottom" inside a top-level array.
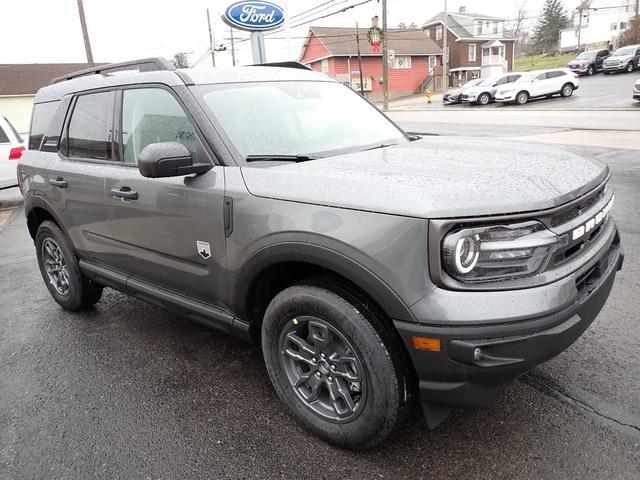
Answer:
[
  {"left": 603, "top": 44, "right": 640, "bottom": 73},
  {"left": 19, "top": 58, "right": 623, "bottom": 449}
]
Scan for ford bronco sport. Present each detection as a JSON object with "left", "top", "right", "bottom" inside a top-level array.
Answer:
[{"left": 18, "top": 58, "right": 623, "bottom": 449}]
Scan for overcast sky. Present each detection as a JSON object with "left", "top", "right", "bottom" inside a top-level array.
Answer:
[{"left": 1, "top": 0, "right": 578, "bottom": 67}]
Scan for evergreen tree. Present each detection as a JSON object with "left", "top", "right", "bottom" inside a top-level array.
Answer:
[{"left": 532, "top": 0, "right": 570, "bottom": 53}]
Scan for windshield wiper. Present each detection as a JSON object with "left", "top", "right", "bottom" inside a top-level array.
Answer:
[
  {"left": 363, "top": 142, "right": 399, "bottom": 151},
  {"left": 245, "top": 154, "right": 318, "bottom": 163}
]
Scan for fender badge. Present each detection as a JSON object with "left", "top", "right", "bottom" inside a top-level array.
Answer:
[{"left": 197, "top": 241, "right": 211, "bottom": 259}]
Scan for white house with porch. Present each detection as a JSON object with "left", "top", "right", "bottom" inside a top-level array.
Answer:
[{"left": 560, "top": 0, "right": 639, "bottom": 51}]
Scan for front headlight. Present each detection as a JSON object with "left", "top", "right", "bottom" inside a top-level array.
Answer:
[{"left": 442, "top": 221, "right": 567, "bottom": 283}]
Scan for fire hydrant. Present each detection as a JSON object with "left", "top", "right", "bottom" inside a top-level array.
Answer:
[{"left": 426, "top": 90, "right": 433, "bottom": 104}]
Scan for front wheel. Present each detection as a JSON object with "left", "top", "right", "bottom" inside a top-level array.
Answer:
[
  {"left": 561, "top": 83, "right": 574, "bottom": 97},
  {"left": 515, "top": 91, "right": 529, "bottom": 105},
  {"left": 261, "top": 282, "right": 410, "bottom": 449},
  {"left": 36, "top": 220, "right": 103, "bottom": 311},
  {"left": 627, "top": 62, "right": 635, "bottom": 73},
  {"left": 478, "top": 92, "right": 491, "bottom": 105},
  {"left": 587, "top": 65, "right": 594, "bottom": 75}
]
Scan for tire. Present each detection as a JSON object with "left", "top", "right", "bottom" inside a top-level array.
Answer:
[
  {"left": 626, "top": 62, "right": 635, "bottom": 73},
  {"left": 561, "top": 83, "right": 574, "bottom": 97},
  {"left": 261, "top": 281, "right": 410, "bottom": 449},
  {"left": 478, "top": 92, "right": 490, "bottom": 105},
  {"left": 587, "top": 65, "right": 594, "bottom": 75},
  {"left": 35, "top": 220, "right": 103, "bottom": 311},
  {"left": 515, "top": 91, "right": 529, "bottom": 105}
]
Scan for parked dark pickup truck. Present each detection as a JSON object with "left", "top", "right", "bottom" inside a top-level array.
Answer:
[{"left": 18, "top": 58, "right": 623, "bottom": 449}]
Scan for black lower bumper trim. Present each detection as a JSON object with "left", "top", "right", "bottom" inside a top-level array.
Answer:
[{"left": 395, "top": 242, "right": 622, "bottom": 409}]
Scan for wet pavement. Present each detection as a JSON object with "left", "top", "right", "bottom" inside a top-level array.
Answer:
[{"left": 1, "top": 143, "right": 639, "bottom": 479}]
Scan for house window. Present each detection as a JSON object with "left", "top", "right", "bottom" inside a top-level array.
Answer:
[
  {"left": 620, "top": 22, "right": 628, "bottom": 30},
  {"left": 350, "top": 76, "right": 373, "bottom": 92},
  {"left": 468, "top": 43, "right": 476, "bottom": 61},
  {"left": 493, "top": 21, "right": 498, "bottom": 34},
  {"left": 436, "top": 26, "right": 443, "bottom": 41},
  {"left": 471, "top": 70, "right": 480, "bottom": 79},
  {"left": 475, "top": 20, "right": 482, "bottom": 34},
  {"left": 393, "top": 55, "right": 412, "bottom": 69},
  {"left": 321, "top": 59, "right": 329, "bottom": 73},
  {"left": 610, "top": 23, "right": 618, "bottom": 30}
]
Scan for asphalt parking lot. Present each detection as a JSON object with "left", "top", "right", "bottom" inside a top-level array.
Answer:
[
  {"left": 390, "top": 70, "right": 640, "bottom": 111},
  {"left": 1, "top": 137, "right": 640, "bottom": 479}
]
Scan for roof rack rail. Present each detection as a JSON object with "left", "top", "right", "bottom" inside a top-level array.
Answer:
[
  {"left": 252, "top": 61, "right": 312, "bottom": 71},
  {"left": 50, "top": 57, "right": 175, "bottom": 84}
]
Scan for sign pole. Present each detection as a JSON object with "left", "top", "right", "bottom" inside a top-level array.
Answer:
[{"left": 251, "top": 32, "right": 267, "bottom": 64}]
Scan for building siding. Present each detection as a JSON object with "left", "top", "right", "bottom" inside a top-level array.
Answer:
[{"left": 0, "top": 95, "right": 35, "bottom": 135}]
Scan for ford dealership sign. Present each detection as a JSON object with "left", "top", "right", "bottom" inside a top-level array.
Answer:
[{"left": 223, "top": 1, "right": 285, "bottom": 31}]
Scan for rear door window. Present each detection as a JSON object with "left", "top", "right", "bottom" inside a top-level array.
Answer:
[
  {"left": 67, "top": 91, "right": 115, "bottom": 161},
  {"left": 121, "top": 87, "right": 197, "bottom": 165}
]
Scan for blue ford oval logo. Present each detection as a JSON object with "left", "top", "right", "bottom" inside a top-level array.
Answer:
[{"left": 224, "top": 1, "right": 285, "bottom": 31}]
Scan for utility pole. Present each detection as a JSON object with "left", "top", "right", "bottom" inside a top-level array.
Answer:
[
  {"left": 442, "top": 0, "right": 448, "bottom": 92},
  {"left": 381, "top": 0, "right": 389, "bottom": 111},
  {"left": 76, "top": 0, "right": 94, "bottom": 65},
  {"left": 577, "top": 5, "right": 583, "bottom": 51},
  {"left": 355, "top": 23, "right": 365, "bottom": 96},
  {"left": 207, "top": 8, "right": 216, "bottom": 67},
  {"left": 230, "top": 28, "right": 236, "bottom": 66}
]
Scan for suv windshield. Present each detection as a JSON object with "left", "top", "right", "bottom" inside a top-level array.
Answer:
[
  {"left": 576, "top": 52, "right": 596, "bottom": 60},
  {"left": 613, "top": 46, "right": 634, "bottom": 55},
  {"left": 193, "top": 81, "right": 407, "bottom": 160}
]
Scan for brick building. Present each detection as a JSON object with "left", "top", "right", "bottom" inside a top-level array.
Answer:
[
  {"left": 422, "top": 7, "right": 516, "bottom": 88},
  {"left": 299, "top": 26, "right": 442, "bottom": 100}
]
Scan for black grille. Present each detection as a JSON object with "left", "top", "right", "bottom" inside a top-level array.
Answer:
[{"left": 550, "top": 184, "right": 606, "bottom": 227}]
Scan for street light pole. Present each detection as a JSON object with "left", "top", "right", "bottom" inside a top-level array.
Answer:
[
  {"left": 76, "top": 0, "right": 94, "bottom": 65},
  {"left": 382, "top": 0, "right": 389, "bottom": 111},
  {"left": 442, "top": 0, "right": 447, "bottom": 93}
]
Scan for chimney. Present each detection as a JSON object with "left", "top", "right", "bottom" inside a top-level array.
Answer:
[{"left": 459, "top": 6, "right": 466, "bottom": 13}]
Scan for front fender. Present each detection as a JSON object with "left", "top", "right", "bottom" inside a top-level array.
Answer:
[{"left": 229, "top": 241, "right": 418, "bottom": 323}]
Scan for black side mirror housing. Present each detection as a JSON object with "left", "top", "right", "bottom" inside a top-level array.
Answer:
[{"left": 138, "top": 142, "right": 212, "bottom": 178}]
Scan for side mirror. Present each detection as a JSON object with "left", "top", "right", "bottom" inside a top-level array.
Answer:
[{"left": 138, "top": 142, "right": 212, "bottom": 178}]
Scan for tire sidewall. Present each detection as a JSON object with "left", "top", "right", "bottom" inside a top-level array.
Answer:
[
  {"left": 627, "top": 62, "right": 634, "bottom": 73},
  {"left": 479, "top": 93, "right": 490, "bottom": 105},
  {"left": 562, "top": 84, "right": 573, "bottom": 97},
  {"left": 588, "top": 65, "right": 594, "bottom": 75},
  {"left": 261, "top": 285, "right": 401, "bottom": 448},
  {"left": 35, "top": 221, "right": 86, "bottom": 310},
  {"left": 516, "top": 91, "right": 528, "bottom": 105}
]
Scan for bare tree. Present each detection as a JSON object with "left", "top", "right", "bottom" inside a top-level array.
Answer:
[{"left": 509, "top": 0, "right": 529, "bottom": 41}]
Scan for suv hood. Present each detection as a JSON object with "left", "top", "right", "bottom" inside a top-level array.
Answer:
[
  {"left": 241, "top": 137, "right": 608, "bottom": 218},
  {"left": 605, "top": 55, "right": 631, "bottom": 62}
]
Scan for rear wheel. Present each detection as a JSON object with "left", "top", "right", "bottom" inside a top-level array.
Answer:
[
  {"left": 36, "top": 220, "right": 103, "bottom": 311},
  {"left": 627, "top": 62, "right": 635, "bottom": 73},
  {"left": 477, "top": 92, "right": 490, "bottom": 105},
  {"left": 561, "top": 83, "right": 574, "bottom": 97},
  {"left": 515, "top": 91, "right": 529, "bottom": 105},
  {"left": 261, "top": 281, "right": 410, "bottom": 449}
]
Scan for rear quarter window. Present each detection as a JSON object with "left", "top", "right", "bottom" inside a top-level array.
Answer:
[{"left": 29, "top": 101, "right": 60, "bottom": 150}]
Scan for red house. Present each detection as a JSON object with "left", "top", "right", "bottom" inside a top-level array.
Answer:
[{"left": 299, "top": 26, "right": 442, "bottom": 101}]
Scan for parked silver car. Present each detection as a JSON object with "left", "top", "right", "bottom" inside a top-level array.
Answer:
[
  {"left": 603, "top": 44, "right": 640, "bottom": 74},
  {"left": 634, "top": 78, "right": 640, "bottom": 101},
  {"left": 461, "top": 73, "right": 523, "bottom": 105},
  {"left": 442, "top": 78, "right": 482, "bottom": 104}
]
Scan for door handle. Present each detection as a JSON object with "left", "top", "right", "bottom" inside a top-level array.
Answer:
[
  {"left": 49, "top": 177, "right": 68, "bottom": 188},
  {"left": 110, "top": 187, "right": 138, "bottom": 200}
]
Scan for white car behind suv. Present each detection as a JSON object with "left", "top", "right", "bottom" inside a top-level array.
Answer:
[
  {"left": 495, "top": 68, "right": 580, "bottom": 105},
  {"left": 0, "top": 116, "right": 25, "bottom": 189}
]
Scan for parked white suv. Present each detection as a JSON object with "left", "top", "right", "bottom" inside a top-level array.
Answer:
[
  {"left": 495, "top": 69, "right": 580, "bottom": 105},
  {"left": 0, "top": 116, "right": 25, "bottom": 189}
]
